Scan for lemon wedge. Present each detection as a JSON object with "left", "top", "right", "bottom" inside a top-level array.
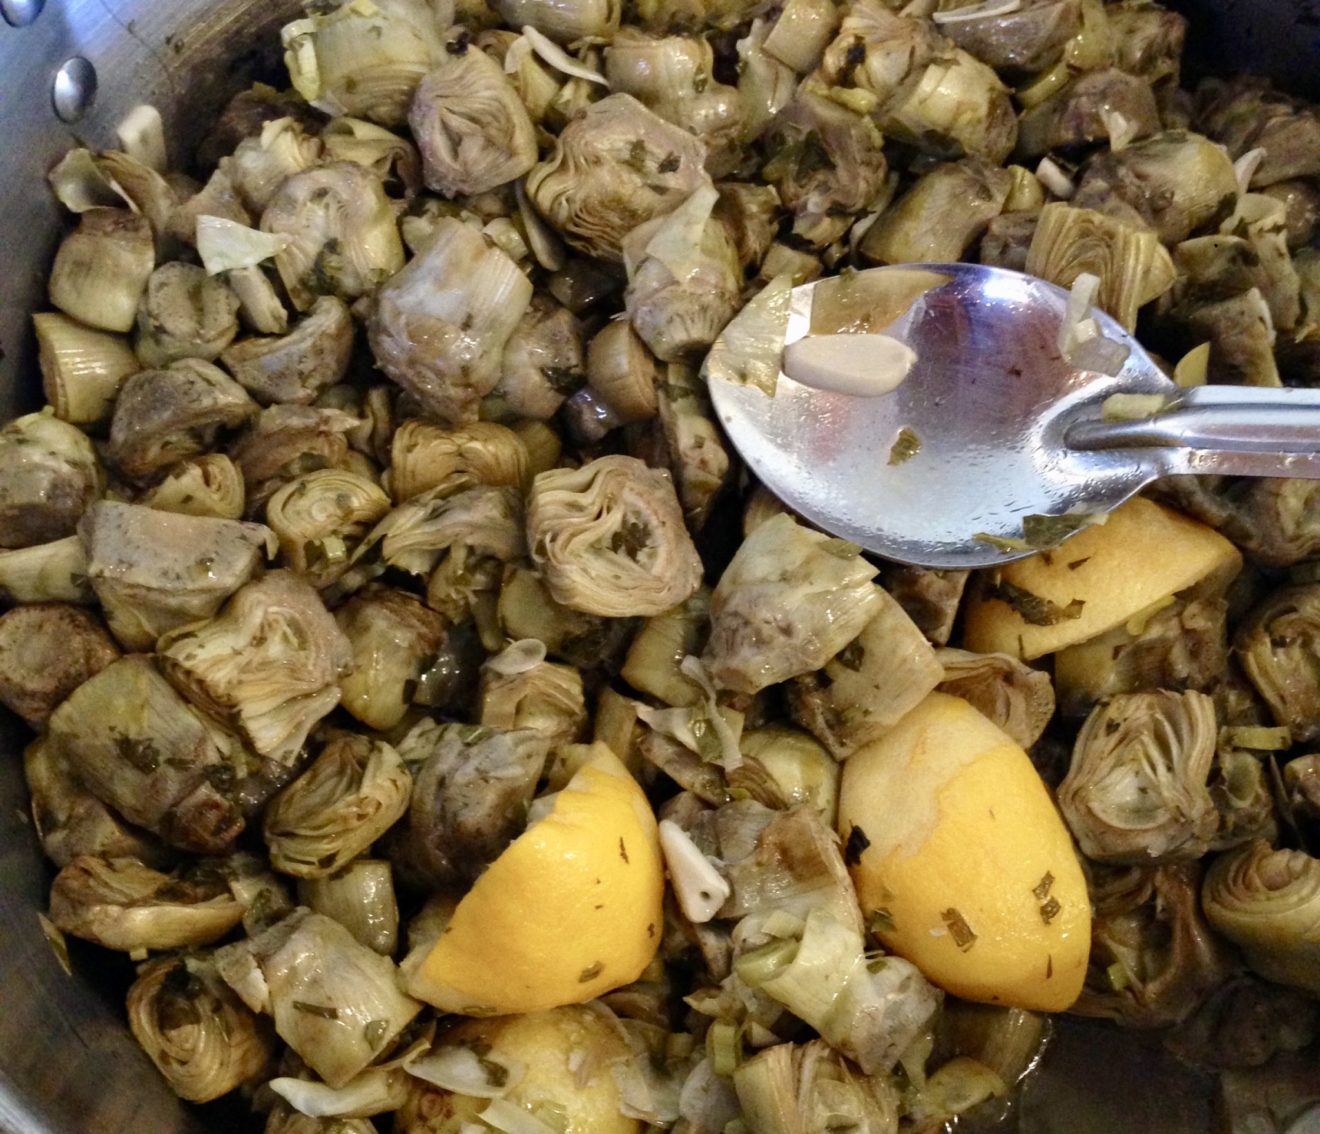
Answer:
[{"left": 405, "top": 744, "right": 663, "bottom": 1015}]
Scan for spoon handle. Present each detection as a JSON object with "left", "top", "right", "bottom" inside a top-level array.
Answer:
[{"left": 1065, "top": 385, "right": 1320, "bottom": 478}]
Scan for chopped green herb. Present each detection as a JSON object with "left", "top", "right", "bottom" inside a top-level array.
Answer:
[
  {"left": 888, "top": 427, "right": 922, "bottom": 465},
  {"left": 364, "top": 1019, "right": 389, "bottom": 1048},
  {"left": 835, "top": 640, "right": 866, "bottom": 671},
  {"left": 293, "top": 1001, "right": 340, "bottom": 1019},
  {"left": 1021, "top": 512, "right": 1105, "bottom": 549},
  {"left": 1038, "top": 896, "right": 1062, "bottom": 925},
  {"left": 1032, "top": 872, "right": 1055, "bottom": 901},
  {"left": 985, "top": 579, "right": 1084, "bottom": 626},
  {"left": 844, "top": 824, "right": 871, "bottom": 866},
  {"left": 579, "top": 961, "right": 604, "bottom": 982},
  {"left": 941, "top": 908, "right": 977, "bottom": 951}
]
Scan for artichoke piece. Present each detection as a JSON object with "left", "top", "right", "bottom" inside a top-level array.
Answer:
[
  {"left": 1285, "top": 754, "right": 1320, "bottom": 824},
  {"left": 215, "top": 907, "right": 421, "bottom": 1088},
  {"left": 1260, "top": 179, "right": 1320, "bottom": 249},
  {"left": 602, "top": 29, "right": 745, "bottom": 176},
  {"left": 1173, "top": 287, "right": 1279, "bottom": 387},
  {"left": 937, "top": 0, "right": 1081, "bottom": 72},
  {"left": 704, "top": 514, "right": 884, "bottom": 696},
  {"left": 133, "top": 262, "right": 240, "bottom": 368},
  {"left": 335, "top": 484, "right": 524, "bottom": 611},
  {"left": 322, "top": 116, "right": 423, "bottom": 197},
  {"left": 493, "top": 0, "right": 618, "bottom": 42},
  {"left": 230, "top": 405, "right": 362, "bottom": 509},
  {"left": 1164, "top": 974, "right": 1318, "bottom": 1071},
  {"left": 0, "top": 410, "right": 102, "bottom": 549},
  {"left": 199, "top": 86, "right": 325, "bottom": 167},
  {"left": 935, "top": 648, "right": 1056, "bottom": 751},
  {"left": 738, "top": 728, "right": 840, "bottom": 825},
  {"left": 498, "top": 563, "right": 632, "bottom": 671},
  {"left": 1053, "top": 595, "right": 1228, "bottom": 717},
  {"left": 141, "top": 454, "right": 247, "bottom": 520},
  {"left": 762, "top": 90, "right": 888, "bottom": 249},
  {"left": 525, "top": 94, "right": 712, "bottom": 263},
  {"left": 388, "top": 720, "right": 550, "bottom": 887},
  {"left": 387, "top": 420, "right": 529, "bottom": 503},
  {"left": 0, "top": 536, "right": 93, "bottom": 605},
  {"left": 298, "top": 859, "right": 399, "bottom": 955},
  {"left": 713, "top": 182, "right": 781, "bottom": 272},
  {"left": 226, "top": 117, "right": 325, "bottom": 216},
  {"left": 1219, "top": 193, "right": 1301, "bottom": 331},
  {"left": 1074, "top": 131, "right": 1237, "bottom": 245},
  {"left": 656, "top": 362, "right": 731, "bottom": 530},
  {"left": 880, "top": 564, "right": 968, "bottom": 647},
  {"left": 220, "top": 296, "right": 354, "bottom": 406},
  {"left": 821, "top": 3, "right": 1017, "bottom": 163},
  {"left": 80, "top": 501, "right": 273, "bottom": 650},
  {"left": 752, "top": 906, "right": 941, "bottom": 1075},
  {"left": 48, "top": 208, "right": 155, "bottom": 333},
  {"left": 281, "top": 0, "right": 450, "bottom": 126},
  {"left": 1058, "top": 690, "right": 1219, "bottom": 863},
  {"left": 1237, "top": 585, "right": 1320, "bottom": 742},
  {"left": 735, "top": 17, "right": 797, "bottom": 145},
  {"left": 1016, "top": 68, "right": 1160, "bottom": 160},
  {"left": 860, "top": 159, "right": 1012, "bottom": 266},
  {"left": 979, "top": 211, "right": 1039, "bottom": 273},
  {"left": 158, "top": 570, "right": 352, "bottom": 768},
  {"left": 409, "top": 37, "right": 538, "bottom": 197},
  {"left": 261, "top": 162, "right": 405, "bottom": 311},
  {"left": 108, "top": 359, "right": 257, "bottom": 482},
  {"left": 1197, "top": 78, "right": 1320, "bottom": 188},
  {"left": 335, "top": 585, "right": 451, "bottom": 730},
  {"left": 1210, "top": 743, "right": 1277, "bottom": 851},
  {"left": 1074, "top": 862, "right": 1231, "bottom": 1029},
  {"left": 733, "top": 1040, "right": 901, "bottom": 1134},
  {"left": 48, "top": 855, "right": 245, "bottom": 952},
  {"left": 368, "top": 216, "right": 532, "bottom": 425},
  {"left": 48, "top": 656, "right": 248, "bottom": 853},
  {"left": 479, "top": 642, "right": 587, "bottom": 748},
  {"left": 1024, "top": 202, "right": 1175, "bottom": 330},
  {"left": 0, "top": 603, "right": 118, "bottom": 726},
  {"left": 622, "top": 185, "right": 742, "bottom": 362},
  {"left": 490, "top": 295, "right": 586, "bottom": 421},
  {"left": 127, "top": 953, "right": 275, "bottom": 1102},
  {"left": 527, "top": 455, "right": 702, "bottom": 619},
  {"left": 24, "top": 735, "right": 172, "bottom": 869},
  {"left": 788, "top": 590, "right": 943, "bottom": 759},
  {"left": 759, "top": 0, "right": 839, "bottom": 73},
  {"left": 622, "top": 588, "right": 710, "bottom": 708},
  {"left": 263, "top": 732, "right": 412, "bottom": 879},
  {"left": 1202, "top": 839, "right": 1320, "bottom": 994},
  {"left": 1107, "top": 0, "right": 1185, "bottom": 82},
  {"left": 33, "top": 311, "right": 140, "bottom": 428}
]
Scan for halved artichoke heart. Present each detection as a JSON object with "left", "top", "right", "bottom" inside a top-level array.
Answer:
[
  {"left": 703, "top": 513, "right": 884, "bottom": 695},
  {"left": 368, "top": 217, "right": 532, "bottom": 425},
  {"left": 48, "top": 655, "right": 248, "bottom": 854},
  {"left": 388, "top": 720, "right": 550, "bottom": 889},
  {"left": 80, "top": 501, "right": 274, "bottom": 650},
  {"left": 47, "top": 854, "right": 245, "bottom": 952},
  {"left": 527, "top": 454, "right": 703, "bottom": 618},
  {"left": 127, "top": 954, "right": 276, "bottom": 1103},
  {"left": 1058, "top": 690, "right": 1219, "bottom": 863},
  {"left": 158, "top": 571, "right": 352, "bottom": 768},
  {"left": 1237, "top": 584, "right": 1320, "bottom": 743},
  {"left": 525, "top": 93, "right": 712, "bottom": 262},
  {"left": 0, "top": 410, "right": 103, "bottom": 549},
  {"left": 214, "top": 908, "right": 421, "bottom": 1089},
  {"left": 1074, "top": 862, "right": 1232, "bottom": 1029},
  {"left": 935, "top": 647, "right": 1056, "bottom": 751},
  {"left": 387, "top": 419, "right": 530, "bottom": 504},
  {"left": 409, "top": 39, "right": 538, "bottom": 197},
  {"left": 262, "top": 732, "right": 411, "bottom": 879},
  {"left": 1203, "top": 839, "right": 1320, "bottom": 995},
  {"left": 267, "top": 468, "right": 391, "bottom": 589}
]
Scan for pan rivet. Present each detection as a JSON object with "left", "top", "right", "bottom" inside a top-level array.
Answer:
[
  {"left": 0, "top": 0, "right": 44, "bottom": 26},
  {"left": 52, "top": 56, "right": 97, "bottom": 123}
]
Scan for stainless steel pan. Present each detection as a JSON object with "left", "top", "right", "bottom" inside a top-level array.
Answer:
[{"left": 0, "top": 1, "right": 1314, "bottom": 1130}]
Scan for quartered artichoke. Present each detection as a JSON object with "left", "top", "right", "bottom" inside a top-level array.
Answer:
[{"left": 1058, "top": 691, "right": 1219, "bottom": 863}]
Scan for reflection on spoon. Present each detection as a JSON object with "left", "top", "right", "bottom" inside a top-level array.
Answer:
[{"left": 781, "top": 333, "right": 917, "bottom": 397}]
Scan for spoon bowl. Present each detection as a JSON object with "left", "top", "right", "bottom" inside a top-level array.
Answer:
[{"left": 706, "top": 263, "right": 1320, "bottom": 569}]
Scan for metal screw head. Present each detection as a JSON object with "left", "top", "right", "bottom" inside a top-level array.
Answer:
[
  {"left": 0, "top": 0, "right": 44, "bottom": 26},
  {"left": 52, "top": 57, "right": 97, "bottom": 123}
]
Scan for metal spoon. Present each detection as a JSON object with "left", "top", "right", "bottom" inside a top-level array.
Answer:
[{"left": 705, "top": 262, "right": 1320, "bottom": 569}]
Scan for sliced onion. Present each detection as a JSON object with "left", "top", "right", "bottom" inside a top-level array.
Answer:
[
  {"left": 406, "top": 1044, "right": 522, "bottom": 1098},
  {"left": 484, "top": 638, "right": 548, "bottom": 677},
  {"left": 116, "top": 105, "right": 168, "bottom": 171},
  {"left": 520, "top": 25, "right": 609, "bottom": 85},
  {"left": 480, "top": 1098, "right": 560, "bottom": 1134},
  {"left": 931, "top": 0, "right": 1022, "bottom": 23},
  {"left": 196, "top": 216, "right": 292, "bottom": 275}
]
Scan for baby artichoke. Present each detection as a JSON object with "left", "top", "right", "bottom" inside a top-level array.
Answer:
[
  {"left": 526, "top": 454, "right": 703, "bottom": 618},
  {"left": 0, "top": 602, "right": 118, "bottom": 726},
  {"left": 368, "top": 217, "right": 532, "bottom": 424},
  {"left": 266, "top": 468, "right": 391, "bottom": 588},
  {"left": 0, "top": 410, "right": 103, "bottom": 548},
  {"left": 1058, "top": 691, "right": 1219, "bottom": 863},
  {"left": 221, "top": 296, "right": 355, "bottom": 406},
  {"left": 387, "top": 420, "right": 529, "bottom": 503}
]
